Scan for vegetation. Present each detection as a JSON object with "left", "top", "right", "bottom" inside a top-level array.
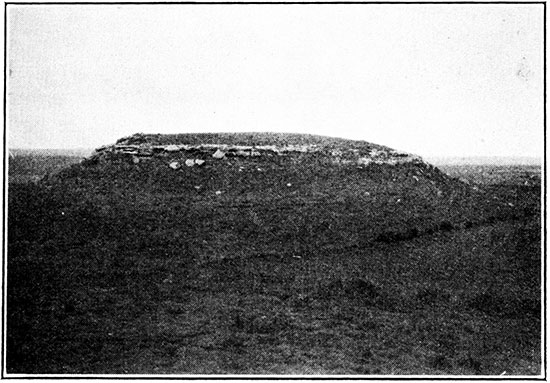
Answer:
[
  {"left": 8, "top": 151, "right": 84, "bottom": 183},
  {"left": 6, "top": 135, "right": 541, "bottom": 375}
]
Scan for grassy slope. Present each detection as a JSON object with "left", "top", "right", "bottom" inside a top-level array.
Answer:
[{"left": 6, "top": 143, "right": 541, "bottom": 375}]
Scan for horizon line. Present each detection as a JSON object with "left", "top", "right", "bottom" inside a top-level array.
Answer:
[{"left": 7, "top": 147, "right": 543, "bottom": 159}]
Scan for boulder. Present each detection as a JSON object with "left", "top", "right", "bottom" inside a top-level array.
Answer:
[
  {"left": 195, "top": 159, "right": 205, "bottom": 166},
  {"left": 164, "top": 145, "right": 181, "bottom": 152},
  {"left": 212, "top": 149, "right": 225, "bottom": 159},
  {"left": 169, "top": 161, "right": 181, "bottom": 170},
  {"left": 185, "top": 159, "right": 195, "bottom": 167}
]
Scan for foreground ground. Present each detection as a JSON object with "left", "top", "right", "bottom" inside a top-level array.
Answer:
[{"left": 6, "top": 152, "right": 542, "bottom": 375}]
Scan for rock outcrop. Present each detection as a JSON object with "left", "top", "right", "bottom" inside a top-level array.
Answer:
[{"left": 89, "top": 133, "right": 424, "bottom": 168}]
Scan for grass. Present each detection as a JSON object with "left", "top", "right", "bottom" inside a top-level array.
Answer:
[
  {"left": 8, "top": 152, "right": 84, "bottom": 183},
  {"left": 5, "top": 142, "right": 542, "bottom": 375}
]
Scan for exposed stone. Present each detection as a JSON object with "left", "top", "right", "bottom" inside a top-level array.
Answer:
[
  {"left": 185, "top": 159, "right": 195, "bottom": 167},
  {"left": 235, "top": 150, "right": 250, "bottom": 157},
  {"left": 195, "top": 159, "right": 205, "bottom": 166},
  {"left": 370, "top": 149, "right": 386, "bottom": 158},
  {"left": 164, "top": 145, "right": 181, "bottom": 152},
  {"left": 357, "top": 158, "right": 372, "bottom": 166},
  {"left": 212, "top": 149, "right": 225, "bottom": 159},
  {"left": 137, "top": 149, "right": 153, "bottom": 157},
  {"left": 94, "top": 137, "right": 425, "bottom": 168},
  {"left": 255, "top": 145, "right": 278, "bottom": 152},
  {"left": 169, "top": 161, "right": 181, "bottom": 170}
]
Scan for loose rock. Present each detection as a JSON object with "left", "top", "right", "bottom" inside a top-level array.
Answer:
[
  {"left": 164, "top": 145, "right": 180, "bottom": 152},
  {"left": 169, "top": 161, "right": 180, "bottom": 170},
  {"left": 236, "top": 150, "right": 250, "bottom": 157},
  {"left": 212, "top": 149, "right": 225, "bottom": 159}
]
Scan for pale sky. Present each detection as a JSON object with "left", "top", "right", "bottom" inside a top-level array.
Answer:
[{"left": 6, "top": 4, "right": 544, "bottom": 157}]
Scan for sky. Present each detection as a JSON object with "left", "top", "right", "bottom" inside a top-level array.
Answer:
[{"left": 6, "top": 3, "right": 544, "bottom": 158}]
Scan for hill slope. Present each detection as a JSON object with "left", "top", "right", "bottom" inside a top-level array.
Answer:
[
  {"left": 45, "top": 133, "right": 477, "bottom": 250},
  {"left": 7, "top": 133, "right": 541, "bottom": 375}
]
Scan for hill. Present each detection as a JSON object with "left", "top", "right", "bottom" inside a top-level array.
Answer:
[
  {"left": 7, "top": 133, "right": 541, "bottom": 375},
  {"left": 45, "top": 133, "right": 523, "bottom": 243},
  {"left": 44, "top": 133, "right": 478, "bottom": 246}
]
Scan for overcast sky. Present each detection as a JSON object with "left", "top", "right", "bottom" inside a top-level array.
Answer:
[{"left": 7, "top": 4, "right": 544, "bottom": 157}]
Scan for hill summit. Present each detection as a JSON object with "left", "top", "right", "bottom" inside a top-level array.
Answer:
[{"left": 89, "top": 132, "right": 424, "bottom": 168}]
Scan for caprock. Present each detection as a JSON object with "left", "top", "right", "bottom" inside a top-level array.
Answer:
[{"left": 90, "top": 132, "right": 424, "bottom": 167}]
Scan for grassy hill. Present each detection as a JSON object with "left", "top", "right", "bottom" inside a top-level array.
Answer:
[{"left": 6, "top": 133, "right": 541, "bottom": 375}]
